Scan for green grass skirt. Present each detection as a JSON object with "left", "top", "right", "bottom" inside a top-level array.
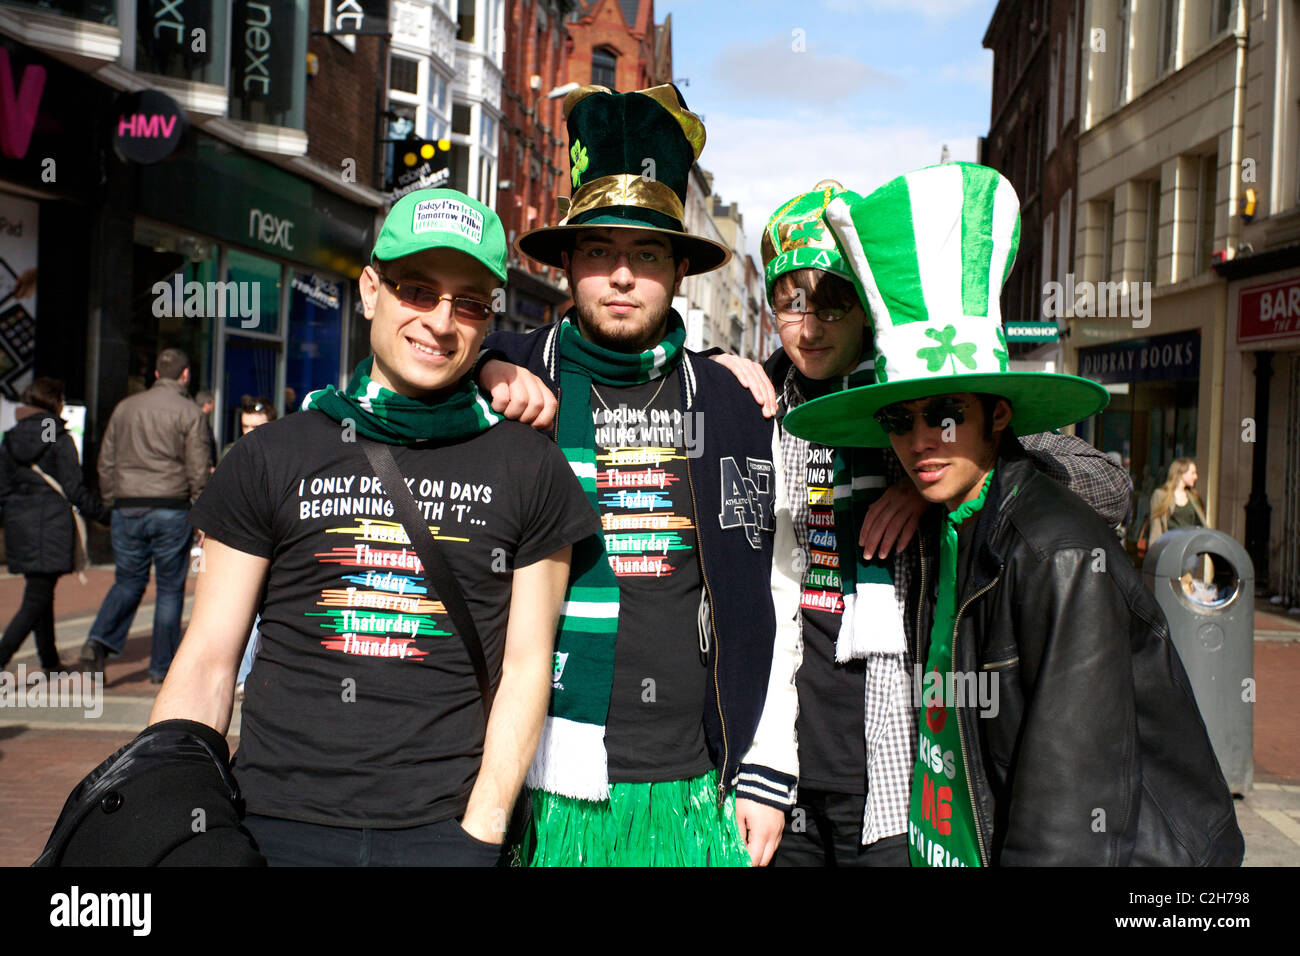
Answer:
[{"left": 523, "top": 770, "right": 752, "bottom": 867}]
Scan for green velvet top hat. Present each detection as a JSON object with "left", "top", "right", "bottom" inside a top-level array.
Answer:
[
  {"left": 761, "top": 180, "right": 863, "bottom": 302},
  {"left": 373, "top": 188, "right": 508, "bottom": 282},
  {"left": 515, "top": 83, "right": 731, "bottom": 276},
  {"left": 783, "top": 162, "right": 1109, "bottom": 448}
]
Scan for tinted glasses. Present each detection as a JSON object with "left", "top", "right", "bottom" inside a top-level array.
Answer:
[
  {"left": 377, "top": 273, "right": 494, "bottom": 321},
  {"left": 873, "top": 397, "right": 974, "bottom": 436}
]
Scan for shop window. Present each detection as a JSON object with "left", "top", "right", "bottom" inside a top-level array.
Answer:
[
  {"left": 592, "top": 48, "right": 617, "bottom": 89},
  {"left": 0, "top": 0, "right": 114, "bottom": 22},
  {"left": 224, "top": 247, "right": 282, "bottom": 336},
  {"left": 228, "top": 0, "right": 309, "bottom": 130},
  {"left": 286, "top": 271, "right": 343, "bottom": 410},
  {"left": 128, "top": 228, "right": 217, "bottom": 401},
  {"left": 221, "top": 334, "right": 280, "bottom": 448},
  {"left": 135, "top": 0, "right": 226, "bottom": 84},
  {"left": 390, "top": 54, "right": 420, "bottom": 94}
]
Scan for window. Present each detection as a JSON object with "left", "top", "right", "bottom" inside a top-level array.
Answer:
[
  {"left": 1062, "top": 7, "right": 1076, "bottom": 124},
  {"left": 452, "top": 103, "right": 472, "bottom": 135},
  {"left": 457, "top": 0, "right": 476, "bottom": 42},
  {"left": 592, "top": 48, "right": 617, "bottom": 89},
  {"left": 1158, "top": 0, "right": 1178, "bottom": 74},
  {"left": 1194, "top": 154, "right": 1218, "bottom": 274},
  {"left": 481, "top": 114, "right": 496, "bottom": 149},
  {"left": 390, "top": 55, "right": 419, "bottom": 94},
  {"left": 1214, "top": 0, "right": 1234, "bottom": 34},
  {"left": 1114, "top": 0, "right": 1130, "bottom": 108},
  {"left": 1099, "top": 199, "right": 1115, "bottom": 283},
  {"left": 451, "top": 143, "right": 470, "bottom": 192},
  {"left": 1144, "top": 179, "right": 1161, "bottom": 284}
]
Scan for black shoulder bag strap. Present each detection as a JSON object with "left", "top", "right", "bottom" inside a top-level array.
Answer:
[{"left": 360, "top": 440, "right": 494, "bottom": 722}]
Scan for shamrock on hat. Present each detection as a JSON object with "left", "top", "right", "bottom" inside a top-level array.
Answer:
[{"left": 783, "top": 162, "right": 1108, "bottom": 448}]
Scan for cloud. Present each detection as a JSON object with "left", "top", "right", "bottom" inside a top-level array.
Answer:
[
  {"left": 710, "top": 32, "right": 902, "bottom": 104},
  {"left": 697, "top": 113, "right": 981, "bottom": 264}
]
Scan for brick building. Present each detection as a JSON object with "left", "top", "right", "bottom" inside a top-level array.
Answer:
[{"left": 566, "top": 0, "right": 672, "bottom": 93}]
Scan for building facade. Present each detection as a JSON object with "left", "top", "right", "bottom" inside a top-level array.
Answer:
[
  {"left": 1067, "top": 0, "right": 1242, "bottom": 550},
  {"left": 1214, "top": 0, "right": 1300, "bottom": 604}
]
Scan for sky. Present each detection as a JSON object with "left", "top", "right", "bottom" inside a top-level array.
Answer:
[{"left": 655, "top": 0, "right": 1000, "bottom": 264}]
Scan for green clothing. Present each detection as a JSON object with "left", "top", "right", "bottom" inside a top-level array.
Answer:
[
  {"left": 1167, "top": 497, "right": 1202, "bottom": 530},
  {"left": 525, "top": 769, "right": 751, "bottom": 867},
  {"left": 908, "top": 471, "right": 994, "bottom": 868}
]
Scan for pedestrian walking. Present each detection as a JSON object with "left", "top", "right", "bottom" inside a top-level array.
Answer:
[
  {"left": 80, "top": 347, "right": 211, "bottom": 682},
  {"left": 0, "top": 377, "right": 111, "bottom": 672}
]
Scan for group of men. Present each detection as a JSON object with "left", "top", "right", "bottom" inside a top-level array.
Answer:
[{"left": 137, "top": 83, "right": 1240, "bottom": 866}]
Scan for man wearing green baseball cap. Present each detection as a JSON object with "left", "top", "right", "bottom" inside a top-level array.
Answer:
[{"left": 148, "top": 188, "right": 602, "bottom": 865}]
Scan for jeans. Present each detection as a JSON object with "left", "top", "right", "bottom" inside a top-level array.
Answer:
[
  {"left": 87, "top": 507, "right": 192, "bottom": 678},
  {"left": 242, "top": 813, "right": 504, "bottom": 867},
  {"left": 0, "top": 573, "right": 60, "bottom": 670},
  {"left": 771, "top": 789, "right": 910, "bottom": 867}
]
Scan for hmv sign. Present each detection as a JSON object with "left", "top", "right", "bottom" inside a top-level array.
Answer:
[{"left": 113, "top": 89, "right": 186, "bottom": 164}]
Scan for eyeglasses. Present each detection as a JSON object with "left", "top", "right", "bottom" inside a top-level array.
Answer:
[
  {"left": 377, "top": 273, "right": 494, "bottom": 321},
  {"left": 773, "top": 305, "right": 852, "bottom": 325},
  {"left": 573, "top": 245, "right": 672, "bottom": 271},
  {"left": 873, "top": 397, "right": 974, "bottom": 436}
]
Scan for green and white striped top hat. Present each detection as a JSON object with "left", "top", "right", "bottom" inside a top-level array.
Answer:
[{"left": 783, "top": 162, "right": 1108, "bottom": 448}]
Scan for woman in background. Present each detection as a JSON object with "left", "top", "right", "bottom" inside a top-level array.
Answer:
[
  {"left": 1148, "top": 457, "right": 1208, "bottom": 543},
  {"left": 0, "top": 377, "right": 111, "bottom": 672}
]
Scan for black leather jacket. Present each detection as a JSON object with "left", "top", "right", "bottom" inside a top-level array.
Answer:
[{"left": 905, "top": 437, "right": 1243, "bottom": 866}]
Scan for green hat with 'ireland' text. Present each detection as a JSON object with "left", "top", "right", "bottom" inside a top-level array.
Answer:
[
  {"left": 783, "top": 162, "right": 1109, "bottom": 448},
  {"left": 760, "top": 180, "right": 863, "bottom": 302},
  {"left": 372, "top": 188, "right": 508, "bottom": 282}
]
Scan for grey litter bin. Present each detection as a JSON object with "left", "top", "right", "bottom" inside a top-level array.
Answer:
[{"left": 1142, "top": 528, "right": 1253, "bottom": 794}]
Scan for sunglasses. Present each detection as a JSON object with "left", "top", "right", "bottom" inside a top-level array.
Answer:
[
  {"left": 377, "top": 273, "right": 494, "bottom": 321},
  {"left": 873, "top": 397, "right": 974, "bottom": 436}
]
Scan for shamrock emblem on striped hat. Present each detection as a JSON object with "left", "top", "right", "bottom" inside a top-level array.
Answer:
[{"left": 916, "top": 325, "right": 978, "bottom": 374}]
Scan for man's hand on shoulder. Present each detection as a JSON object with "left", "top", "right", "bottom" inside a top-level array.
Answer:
[
  {"left": 734, "top": 798, "right": 785, "bottom": 866},
  {"left": 479, "top": 359, "right": 557, "bottom": 431},
  {"left": 859, "top": 478, "right": 929, "bottom": 558},
  {"left": 710, "top": 354, "right": 777, "bottom": 418}
]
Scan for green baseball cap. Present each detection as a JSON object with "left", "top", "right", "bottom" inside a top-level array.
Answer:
[{"left": 372, "top": 188, "right": 508, "bottom": 282}]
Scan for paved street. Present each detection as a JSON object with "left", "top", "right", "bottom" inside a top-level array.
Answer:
[{"left": 1, "top": 564, "right": 1298, "bottom": 867}]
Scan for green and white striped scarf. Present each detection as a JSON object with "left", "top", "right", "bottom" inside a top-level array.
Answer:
[
  {"left": 303, "top": 355, "right": 503, "bottom": 445},
  {"left": 526, "top": 313, "right": 686, "bottom": 801},
  {"left": 824, "top": 359, "right": 905, "bottom": 658}
]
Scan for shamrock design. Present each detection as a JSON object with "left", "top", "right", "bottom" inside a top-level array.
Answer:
[
  {"left": 787, "top": 218, "right": 825, "bottom": 246},
  {"left": 992, "top": 327, "right": 1009, "bottom": 371},
  {"left": 915, "top": 325, "right": 978, "bottom": 373},
  {"left": 570, "top": 140, "right": 589, "bottom": 189}
]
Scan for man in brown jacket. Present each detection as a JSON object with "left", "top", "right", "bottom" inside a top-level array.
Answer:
[{"left": 81, "top": 348, "right": 210, "bottom": 682}]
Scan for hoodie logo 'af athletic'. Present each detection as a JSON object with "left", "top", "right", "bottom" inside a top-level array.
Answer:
[{"left": 718, "top": 457, "right": 774, "bottom": 549}]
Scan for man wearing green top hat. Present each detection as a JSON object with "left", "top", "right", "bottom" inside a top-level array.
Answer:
[
  {"left": 746, "top": 179, "right": 1138, "bottom": 867},
  {"left": 783, "top": 162, "right": 1243, "bottom": 865},
  {"left": 484, "top": 83, "right": 787, "bottom": 866},
  {"left": 148, "top": 188, "right": 602, "bottom": 865}
]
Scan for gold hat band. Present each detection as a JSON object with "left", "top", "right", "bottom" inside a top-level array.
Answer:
[{"left": 560, "top": 174, "right": 686, "bottom": 227}]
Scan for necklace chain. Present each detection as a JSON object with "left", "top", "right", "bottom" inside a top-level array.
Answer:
[{"left": 591, "top": 376, "right": 668, "bottom": 416}]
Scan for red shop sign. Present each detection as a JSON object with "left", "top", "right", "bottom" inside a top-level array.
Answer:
[{"left": 1239, "top": 275, "right": 1300, "bottom": 342}]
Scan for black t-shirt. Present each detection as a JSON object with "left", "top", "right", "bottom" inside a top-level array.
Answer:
[
  {"left": 795, "top": 438, "right": 868, "bottom": 794},
  {"left": 189, "top": 410, "right": 599, "bottom": 828},
  {"left": 591, "top": 369, "right": 712, "bottom": 782}
]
